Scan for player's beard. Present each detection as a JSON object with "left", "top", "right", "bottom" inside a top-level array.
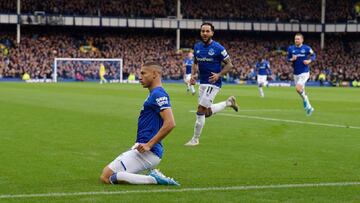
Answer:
[
  {"left": 201, "top": 36, "right": 211, "bottom": 44},
  {"left": 139, "top": 80, "right": 149, "bottom": 88}
]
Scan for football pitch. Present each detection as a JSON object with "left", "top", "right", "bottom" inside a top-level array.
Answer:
[{"left": 0, "top": 82, "right": 359, "bottom": 202}]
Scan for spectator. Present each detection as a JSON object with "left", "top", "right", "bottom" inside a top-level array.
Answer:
[
  {"left": 0, "top": 0, "right": 358, "bottom": 23},
  {"left": 0, "top": 29, "right": 359, "bottom": 84}
]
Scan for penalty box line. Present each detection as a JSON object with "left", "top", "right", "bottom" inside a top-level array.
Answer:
[
  {"left": 0, "top": 181, "right": 360, "bottom": 199},
  {"left": 189, "top": 110, "right": 360, "bottom": 130}
]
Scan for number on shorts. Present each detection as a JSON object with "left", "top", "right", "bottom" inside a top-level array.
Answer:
[{"left": 206, "top": 86, "right": 213, "bottom": 94}]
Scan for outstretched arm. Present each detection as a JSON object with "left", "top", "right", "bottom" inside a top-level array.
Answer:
[{"left": 136, "top": 108, "right": 176, "bottom": 153}]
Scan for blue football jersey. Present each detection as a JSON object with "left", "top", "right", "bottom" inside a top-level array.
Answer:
[
  {"left": 184, "top": 58, "right": 193, "bottom": 74},
  {"left": 194, "top": 40, "right": 229, "bottom": 87},
  {"left": 287, "top": 44, "right": 316, "bottom": 75},
  {"left": 136, "top": 86, "right": 171, "bottom": 158},
  {"left": 256, "top": 60, "right": 271, "bottom": 76}
]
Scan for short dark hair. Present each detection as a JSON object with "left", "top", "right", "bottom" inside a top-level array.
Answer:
[
  {"left": 143, "top": 61, "right": 161, "bottom": 67},
  {"left": 143, "top": 61, "right": 162, "bottom": 74},
  {"left": 201, "top": 22, "right": 215, "bottom": 32}
]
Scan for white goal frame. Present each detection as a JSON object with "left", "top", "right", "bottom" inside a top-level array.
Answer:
[{"left": 53, "top": 58, "right": 123, "bottom": 83}]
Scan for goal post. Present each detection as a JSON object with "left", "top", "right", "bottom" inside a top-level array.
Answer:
[{"left": 53, "top": 58, "right": 123, "bottom": 83}]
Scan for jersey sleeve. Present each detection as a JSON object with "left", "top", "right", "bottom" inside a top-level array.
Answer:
[
  {"left": 266, "top": 62, "right": 272, "bottom": 74},
  {"left": 308, "top": 46, "right": 316, "bottom": 61},
  {"left": 193, "top": 44, "right": 198, "bottom": 58},
  {"left": 265, "top": 61, "right": 270, "bottom": 68},
  {"left": 218, "top": 45, "right": 229, "bottom": 61},
  {"left": 255, "top": 62, "right": 259, "bottom": 72},
  {"left": 150, "top": 90, "right": 171, "bottom": 113}
]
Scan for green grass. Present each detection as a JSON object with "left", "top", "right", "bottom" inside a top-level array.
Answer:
[{"left": 0, "top": 82, "right": 359, "bottom": 202}]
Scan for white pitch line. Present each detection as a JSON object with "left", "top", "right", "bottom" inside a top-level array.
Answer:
[
  {"left": 237, "top": 109, "right": 295, "bottom": 112},
  {"left": 189, "top": 110, "right": 360, "bottom": 130},
  {"left": 0, "top": 182, "right": 359, "bottom": 199}
]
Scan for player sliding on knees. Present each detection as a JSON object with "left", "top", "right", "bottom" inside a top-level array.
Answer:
[
  {"left": 185, "top": 22, "right": 239, "bottom": 147},
  {"left": 100, "top": 62, "right": 179, "bottom": 186},
  {"left": 287, "top": 33, "right": 316, "bottom": 116}
]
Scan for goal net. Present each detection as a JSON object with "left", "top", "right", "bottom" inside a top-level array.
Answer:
[{"left": 53, "top": 58, "right": 123, "bottom": 83}]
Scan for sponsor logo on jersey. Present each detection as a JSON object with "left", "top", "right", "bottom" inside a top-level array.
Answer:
[{"left": 196, "top": 57, "right": 214, "bottom": 62}]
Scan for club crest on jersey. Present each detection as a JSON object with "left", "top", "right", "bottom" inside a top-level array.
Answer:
[
  {"left": 301, "top": 49, "right": 305, "bottom": 53},
  {"left": 196, "top": 50, "right": 200, "bottom": 54},
  {"left": 208, "top": 48, "right": 215, "bottom": 56}
]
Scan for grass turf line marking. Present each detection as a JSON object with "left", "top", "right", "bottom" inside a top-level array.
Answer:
[
  {"left": 0, "top": 182, "right": 360, "bottom": 199},
  {"left": 237, "top": 109, "right": 296, "bottom": 112},
  {"left": 189, "top": 110, "right": 360, "bottom": 130}
]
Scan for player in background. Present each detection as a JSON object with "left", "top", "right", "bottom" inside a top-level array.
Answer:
[
  {"left": 255, "top": 57, "right": 272, "bottom": 97},
  {"left": 185, "top": 22, "right": 238, "bottom": 146},
  {"left": 100, "top": 62, "right": 179, "bottom": 186},
  {"left": 99, "top": 63, "right": 108, "bottom": 84},
  {"left": 287, "top": 33, "right": 316, "bottom": 116},
  {"left": 183, "top": 52, "right": 196, "bottom": 95}
]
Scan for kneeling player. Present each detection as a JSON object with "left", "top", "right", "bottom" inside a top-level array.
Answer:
[{"left": 100, "top": 62, "right": 179, "bottom": 186}]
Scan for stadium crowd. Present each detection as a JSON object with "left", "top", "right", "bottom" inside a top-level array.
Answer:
[
  {"left": 0, "top": 0, "right": 176, "bottom": 17},
  {"left": 0, "top": 30, "right": 359, "bottom": 85},
  {"left": 0, "top": 31, "right": 183, "bottom": 81},
  {"left": 1, "top": 0, "right": 360, "bottom": 23}
]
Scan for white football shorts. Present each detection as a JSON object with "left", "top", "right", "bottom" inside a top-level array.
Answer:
[
  {"left": 185, "top": 74, "right": 191, "bottom": 83},
  {"left": 294, "top": 72, "right": 310, "bottom": 87},
  {"left": 108, "top": 143, "right": 161, "bottom": 174},
  {"left": 198, "top": 84, "right": 220, "bottom": 108},
  {"left": 257, "top": 75, "right": 267, "bottom": 84}
]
